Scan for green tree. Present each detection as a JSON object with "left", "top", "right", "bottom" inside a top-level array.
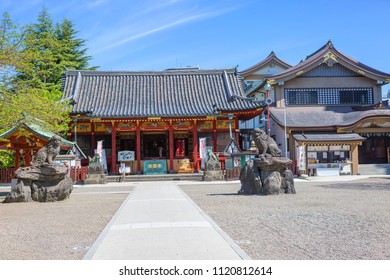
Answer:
[
  {"left": 16, "top": 8, "right": 97, "bottom": 99},
  {"left": 0, "top": 12, "right": 22, "bottom": 90},
  {"left": 0, "top": 150, "right": 14, "bottom": 168},
  {"left": 54, "top": 18, "right": 98, "bottom": 83},
  {"left": 0, "top": 8, "right": 97, "bottom": 139}
]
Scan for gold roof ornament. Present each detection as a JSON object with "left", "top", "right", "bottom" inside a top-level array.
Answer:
[{"left": 322, "top": 51, "right": 338, "bottom": 64}]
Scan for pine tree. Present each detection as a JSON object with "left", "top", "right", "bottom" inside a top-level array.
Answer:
[
  {"left": 0, "top": 8, "right": 97, "bottom": 138},
  {"left": 14, "top": 7, "right": 98, "bottom": 99}
]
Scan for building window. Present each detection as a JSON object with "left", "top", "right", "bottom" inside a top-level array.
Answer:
[
  {"left": 285, "top": 88, "right": 373, "bottom": 105},
  {"left": 286, "top": 90, "right": 318, "bottom": 105},
  {"left": 339, "top": 90, "right": 370, "bottom": 104}
]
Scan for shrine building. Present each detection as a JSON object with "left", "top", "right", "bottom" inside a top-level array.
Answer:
[
  {"left": 61, "top": 68, "right": 264, "bottom": 174},
  {"left": 0, "top": 120, "right": 76, "bottom": 169}
]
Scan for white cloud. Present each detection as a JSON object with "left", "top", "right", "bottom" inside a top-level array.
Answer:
[{"left": 91, "top": 5, "right": 237, "bottom": 54}]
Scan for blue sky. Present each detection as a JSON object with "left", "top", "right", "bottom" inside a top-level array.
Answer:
[{"left": 2, "top": 0, "right": 390, "bottom": 95}]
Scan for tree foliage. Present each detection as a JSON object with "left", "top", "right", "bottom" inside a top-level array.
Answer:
[
  {"left": 0, "top": 150, "right": 14, "bottom": 168},
  {"left": 0, "top": 8, "right": 97, "bottom": 137}
]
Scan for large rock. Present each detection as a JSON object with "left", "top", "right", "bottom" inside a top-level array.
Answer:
[
  {"left": 281, "top": 170, "right": 296, "bottom": 194},
  {"left": 15, "top": 164, "right": 68, "bottom": 181},
  {"left": 254, "top": 157, "right": 292, "bottom": 169},
  {"left": 238, "top": 157, "right": 296, "bottom": 196},
  {"left": 238, "top": 160, "right": 262, "bottom": 194},
  {"left": 3, "top": 179, "right": 32, "bottom": 203},
  {"left": 2, "top": 135, "right": 73, "bottom": 203},
  {"left": 263, "top": 171, "right": 282, "bottom": 195},
  {"left": 238, "top": 128, "right": 296, "bottom": 196},
  {"left": 3, "top": 164, "right": 73, "bottom": 203},
  {"left": 31, "top": 177, "right": 73, "bottom": 202}
]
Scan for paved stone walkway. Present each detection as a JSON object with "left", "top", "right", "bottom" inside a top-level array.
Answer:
[{"left": 84, "top": 181, "right": 250, "bottom": 260}]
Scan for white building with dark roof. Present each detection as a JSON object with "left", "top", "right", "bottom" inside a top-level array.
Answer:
[{"left": 240, "top": 41, "right": 390, "bottom": 176}]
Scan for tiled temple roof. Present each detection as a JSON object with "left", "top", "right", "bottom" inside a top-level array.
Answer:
[
  {"left": 271, "top": 106, "right": 390, "bottom": 129},
  {"left": 62, "top": 68, "right": 263, "bottom": 118},
  {"left": 293, "top": 133, "right": 365, "bottom": 143}
]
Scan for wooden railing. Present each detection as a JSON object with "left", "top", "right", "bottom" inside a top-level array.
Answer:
[
  {"left": 0, "top": 168, "right": 16, "bottom": 183},
  {"left": 69, "top": 166, "right": 88, "bottom": 183}
]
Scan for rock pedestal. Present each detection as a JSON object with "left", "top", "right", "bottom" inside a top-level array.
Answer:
[
  {"left": 238, "top": 128, "right": 295, "bottom": 195},
  {"left": 202, "top": 160, "right": 224, "bottom": 181},
  {"left": 3, "top": 164, "right": 73, "bottom": 203},
  {"left": 239, "top": 157, "right": 296, "bottom": 195},
  {"left": 83, "top": 163, "right": 106, "bottom": 184}
]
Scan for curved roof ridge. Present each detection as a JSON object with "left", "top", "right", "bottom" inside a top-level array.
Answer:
[
  {"left": 65, "top": 68, "right": 237, "bottom": 76},
  {"left": 239, "top": 51, "right": 292, "bottom": 75},
  {"left": 305, "top": 40, "right": 333, "bottom": 60},
  {"left": 266, "top": 41, "right": 390, "bottom": 82}
]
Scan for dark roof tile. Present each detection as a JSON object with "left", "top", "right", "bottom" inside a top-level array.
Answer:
[{"left": 62, "top": 69, "right": 261, "bottom": 117}]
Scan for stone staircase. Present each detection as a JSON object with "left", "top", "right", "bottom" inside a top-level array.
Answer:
[
  {"left": 358, "top": 164, "right": 390, "bottom": 175},
  {"left": 105, "top": 172, "right": 204, "bottom": 183}
]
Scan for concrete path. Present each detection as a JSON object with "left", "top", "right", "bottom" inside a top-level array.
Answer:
[{"left": 84, "top": 181, "right": 250, "bottom": 260}]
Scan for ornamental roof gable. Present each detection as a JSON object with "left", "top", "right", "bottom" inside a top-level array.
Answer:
[
  {"left": 266, "top": 41, "right": 390, "bottom": 84},
  {"left": 239, "top": 51, "right": 292, "bottom": 78}
]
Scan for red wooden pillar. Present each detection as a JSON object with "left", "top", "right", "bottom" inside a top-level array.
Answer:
[
  {"left": 213, "top": 119, "right": 217, "bottom": 152},
  {"left": 110, "top": 122, "right": 117, "bottom": 174},
  {"left": 136, "top": 123, "right": 141, "bottom": 174},
  {"left": 25, "top": 149, "right": 32, "bottom": 166},
  {"left": 91, "top": 123, "right": 95, "bottom": 156},
  {"left": 169, "top": 124, "right": 174, "bottom": 173},
  {"left": 192, "top": 120, "right": 199, "bottom": 172},
  {"left": 15, "top": 150, "right": 20, "bottom": 169},
  {"left": 234, "top": 117, "right": 240, "bottom": 146}
]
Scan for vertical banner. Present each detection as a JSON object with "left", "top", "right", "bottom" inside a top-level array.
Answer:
[
  {"left": 199, "top": 138, "right": 206, "bottom": 159},
  {"left": 199, "top": 138, "right": 206, "bottom": 170},
  {"left": 298, "top": 145, "right": 306, "bottom": 171},
  {"left": 97, "top": 140, "right": 103, "bottom": 161},
  {"left": 96, "top": 140, "right": 107, "bottom": 173}
]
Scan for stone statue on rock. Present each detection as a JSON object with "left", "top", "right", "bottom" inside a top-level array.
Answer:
[
  {"left": 251, "top": 128, "right": 281, "bottom": 158},
  {"left": 30, "top": 135, "right": 61, "bottom": 166},
  {"left": 3, "top": 135, "right": 73, "bottom": 203},
  {"left": 238, "top": 128, "right": 296, "bottom": 195},
  {"left": 83, "top": 153, "right": 106, "bottom": 184},
  {"left": 202, "top": 150, "right": 224, "bottom": 181}
]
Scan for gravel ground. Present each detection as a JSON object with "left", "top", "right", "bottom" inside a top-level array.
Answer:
[
  {"left": 0, "top": 185, "right": 131, "bottom": 260},
  {"left": 180, "top": 178, "right": 390, "bottom": 260},
  {"left": 1, "top": 178, "right": 389, "bottom": 260}
]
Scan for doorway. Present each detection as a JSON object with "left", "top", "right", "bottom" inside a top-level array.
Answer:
[
  {"left": 142, "top": 132, "right": 167, "bottom": 159},
  {"left": 359, "top": 135, "right": 389, "bottom": 164}
]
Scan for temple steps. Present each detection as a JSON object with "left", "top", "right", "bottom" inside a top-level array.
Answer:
[{"left": 105, "top": 172, "right": 204, "bottom": 183}]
